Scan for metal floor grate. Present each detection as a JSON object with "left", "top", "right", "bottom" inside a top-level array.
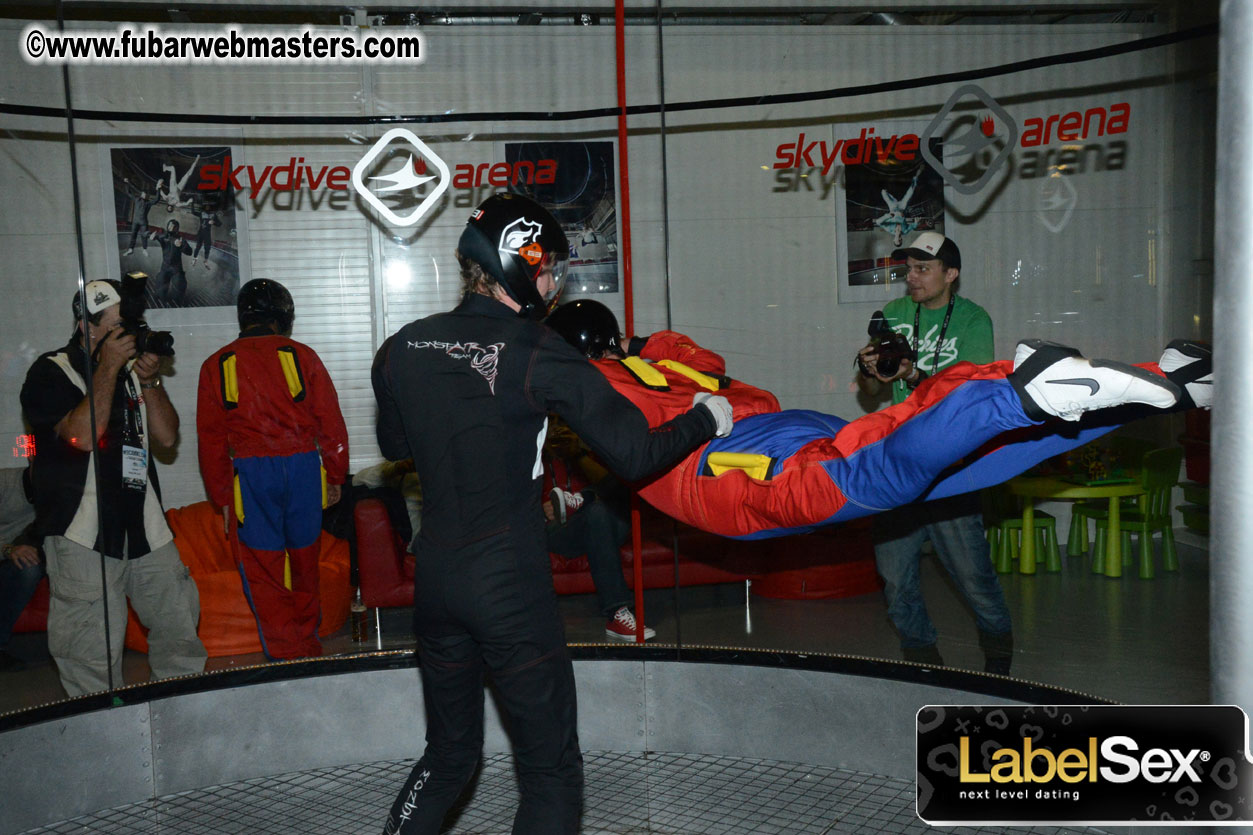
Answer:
[{"left": 18, "top": 751, "right": 1108, "bottom": 835}]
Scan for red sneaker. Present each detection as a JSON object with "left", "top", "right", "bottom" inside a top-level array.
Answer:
[
  {"left": 605, "top": 606, "right": 655, "bottom": 642},
  {"left": 549, "top": 487, "right": 585, "bottom": 524}
]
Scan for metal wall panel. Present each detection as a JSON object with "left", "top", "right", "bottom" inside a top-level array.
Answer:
[
  {"left": 0, "top": 703, "right": 155, "bottom": 834},
  {"left": 0, "top": 660, "right": 1044, "bottom": 833},
  {"left": 644, "top": 662, "right": 1019, "bottom": 777}
]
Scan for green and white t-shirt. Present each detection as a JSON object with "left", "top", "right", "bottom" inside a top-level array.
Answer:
[{"left": 881, "top": 294, "right": 993, "bottom": 405}]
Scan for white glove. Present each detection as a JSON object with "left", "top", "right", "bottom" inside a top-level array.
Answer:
[{"left": 693, "top": 392, "right": 733, "bottom": 438}]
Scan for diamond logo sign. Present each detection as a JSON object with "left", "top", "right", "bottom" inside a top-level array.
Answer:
[
  {"left": 1037, "top": 170, "right": 1078, "bottom": 234},
  {"left": 921, "top": 84, "right": 1018, "bottom": 195},
  {"left": 352, "top": 128, "right": 450, "bottom": 227}
]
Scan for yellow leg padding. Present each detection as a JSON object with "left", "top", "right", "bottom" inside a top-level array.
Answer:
[
  {"left": 284, "top": 552, "right": 292, "bottom": 590},
  {"left": 705, "top": 452, "right": 773, "bottom": 481},
  {"left": 321, "top": 466, "right": 328, "bottom": 509},
  {"left": 233, "top": 475, "right": 245, "bottom": 524}
]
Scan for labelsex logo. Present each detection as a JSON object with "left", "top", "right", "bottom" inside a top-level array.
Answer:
[{"left": 352, "top": 128, "right": 451, "bottom": 227}]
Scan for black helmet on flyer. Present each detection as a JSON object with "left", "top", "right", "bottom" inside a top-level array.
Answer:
[
  {"left": 237, "top": 278, "right": 294, "bottom": 333},
  {"left": 546, "top": 299, "right": 622, "bottom": 359},
  {"left": 457, "top": 192, "right": 569, "bottom": 320}
]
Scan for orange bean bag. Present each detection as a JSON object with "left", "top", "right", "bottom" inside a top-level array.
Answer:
[{"left": 125, "top": 501, "right": 351, "bottom": 657}]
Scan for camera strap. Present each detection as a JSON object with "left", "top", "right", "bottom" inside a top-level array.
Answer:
[{"left": 912, "top": 293, "right": 956, "bottom": 375}]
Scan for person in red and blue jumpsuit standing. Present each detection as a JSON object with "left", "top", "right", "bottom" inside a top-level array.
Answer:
[{"left": 197, "top": 279, "right": 349, "bottom": 659}]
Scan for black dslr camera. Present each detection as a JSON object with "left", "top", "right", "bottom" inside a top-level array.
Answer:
[
  {"left": 119, "top": 272, "right": 175, "bottom": 357},
  {"left": 865, "top": 310, "right": 915, "bottom": 377}
]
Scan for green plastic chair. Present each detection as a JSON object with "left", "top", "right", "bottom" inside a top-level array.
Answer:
[
  {"left": 1066, "top": 436, "right": 1155, "bottom": 557},
  {"left": 985, "top": 486, "right": 1060, "bottom": 574},
  {"left": 1092, "top": 446, "right": 1184, "bottom": 579}
]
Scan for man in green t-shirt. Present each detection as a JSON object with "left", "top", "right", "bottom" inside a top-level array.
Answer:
[{"left": 855, "top": 231, "right": 1013, "bottom": 674}]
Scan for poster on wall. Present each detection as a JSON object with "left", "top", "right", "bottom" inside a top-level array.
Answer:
[
  {"left": 504, "top": 140, "right": 618, "bottom": 295},
  {"left": 837, "top": 127, "right": 944, "bottom": 305},
  {"left": 107, "top": 145, "right": 245, "bottom": 309}
]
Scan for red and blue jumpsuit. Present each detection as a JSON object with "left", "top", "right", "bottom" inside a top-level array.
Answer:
[
  {"left": 600, "top": 331, "right": 1169, "bottom": 540},
  {"left": 197, "top": 328, "right": 349, "bottom": 658}
]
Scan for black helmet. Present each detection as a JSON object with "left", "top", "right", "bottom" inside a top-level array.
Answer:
[
  {"left": 545, "top": 299, "right": 622, "bottom": 359},
  {"left": 237, "top": 278, "right": 294, "bottom": 333},
  {"left": 457, "top": 193, "right": 569, "bottom": 320}
]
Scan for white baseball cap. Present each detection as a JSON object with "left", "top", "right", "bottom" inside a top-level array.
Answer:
[
  {"left": 892, "top": 231, "right": 961, "bottom": 270},
  {"left": 72, "top": 279, "right": 122, "bottom": 319}
]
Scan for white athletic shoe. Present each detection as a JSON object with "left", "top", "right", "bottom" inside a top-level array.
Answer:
[
  {"left": 1158, "top": 339, "right": 1212, "bottom": 410},
  {"left": 1010, "top": 339, "right": 1180, "bottom": 422},
  {"left": 123, "top": 248, "right": 133, "bottom": 256}
]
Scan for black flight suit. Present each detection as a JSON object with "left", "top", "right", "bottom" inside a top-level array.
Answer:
[{"left": 373, "top": 293, "right": 715, "bottom": 834}]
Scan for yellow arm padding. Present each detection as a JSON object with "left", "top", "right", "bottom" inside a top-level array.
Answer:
[
  {"left": 705, "top": 452, "right": 773, "bottom": 481},
  {"left": 277, "top": 347, "right": 306, "bottom": 402},
  {"left": 618, "top": 356, "right": 669, "bottom": 390},
  {"left": 656, "top": 359, "right": 722, "bottom": 392},
  {"left": 220, "top": 354, "right": 239, "bottom": 408}
]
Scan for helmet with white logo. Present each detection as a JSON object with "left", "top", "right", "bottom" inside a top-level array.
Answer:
[
  {"left": 457, "top": 193, "right": 569, "bottom": 320},
  {"left": 545, "top": 299, "right": 622, "bottom": 359},
  {"left": 238, "top": 278, "right": 294, "bottom": 334}
]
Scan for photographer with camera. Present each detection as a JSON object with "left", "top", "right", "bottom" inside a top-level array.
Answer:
[
  {"left": 20, "top": 278, "right": 205, "bottom": 696},
  {"left": 855, "top": 232, "right": 1012, "bottom": 675}
]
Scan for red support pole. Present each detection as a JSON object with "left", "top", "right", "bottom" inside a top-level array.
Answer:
[
  {"left": 615, "top": 0, "right": 634, "bottom": 337},
  {"left": 616, "top": 0, "right": 644, "bottom": 642}
]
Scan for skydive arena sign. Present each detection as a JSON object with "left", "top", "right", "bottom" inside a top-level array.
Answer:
[{"left": 918, "top": 705, "right": 1253, "bottom": 825}]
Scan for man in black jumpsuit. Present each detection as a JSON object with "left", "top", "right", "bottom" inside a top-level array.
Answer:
[
  {"left": 374, "top": 193, "right": 732, "bottom": 834},
  {"left": 152, "top": 219, "right": 192, "bottom": 305},
  {"left": 121, "top": 178, "right": 159, "bottom": 255}
]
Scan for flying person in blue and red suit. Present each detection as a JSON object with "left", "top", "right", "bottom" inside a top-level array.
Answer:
[{"left": 544, "top": 299, "right": 1211, "bottom": 541}]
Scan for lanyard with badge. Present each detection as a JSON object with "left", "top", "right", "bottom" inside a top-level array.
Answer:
[
  {"left": 912, "top": 293, "right": 956, "bottom": 376},
  {"left": 119, "top": 368, "right": 148, "bottom": 492}
]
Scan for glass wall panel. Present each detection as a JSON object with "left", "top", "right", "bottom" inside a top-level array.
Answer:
[{"left": 0, "top": 4, "right": 1217, "bottom": 714}]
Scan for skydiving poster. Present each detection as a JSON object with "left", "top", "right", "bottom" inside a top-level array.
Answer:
[
  {"left": 107, "top": 145, "right": 246, "bottom": 310},
  {"left": 504, "top": 140, "right": 619, "bottom": 295},
  {"left": 838, "top": 124, "right": 944, "bottom": 304}
]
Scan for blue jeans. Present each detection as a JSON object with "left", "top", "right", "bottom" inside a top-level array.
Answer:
[
  {"left": 0, "top": 556, "right": 45, "bottom": 649},
  {"left": 546, "top": 488, "right": 631, "bottom": 617},
  {"left": 873, "top": 493, "right": 1011, "bottom": 650}
]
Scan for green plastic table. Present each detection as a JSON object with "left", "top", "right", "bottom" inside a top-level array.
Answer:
[{"left": 1007, "top": 476, "right": 1146, "bottom": 577}]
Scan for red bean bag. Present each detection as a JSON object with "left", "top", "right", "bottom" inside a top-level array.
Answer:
[{"left": 125, "top": 501, "right": 351, "bottom": 657}]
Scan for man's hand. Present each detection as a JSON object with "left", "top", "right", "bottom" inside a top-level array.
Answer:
[
  {"left": 541, "top": 500, "right": 556, "bottom": 523},
  {"left": 5, "top": 544, "right": 40, "bottom": 569},
  {"left": 98, "top": 327, "right": 136, "bottom": 374},
  {"left": 693, "top": 392, "right": 734, "bottom": 438},
  {"left": 327, "top": 483, "right": 342, "bottom": 506},
  {"left": 857, "top": 343, "right": 912, "bottom": 384},
  {"left": 132, "top": 352, "right": 162, "bottom": 384}
]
